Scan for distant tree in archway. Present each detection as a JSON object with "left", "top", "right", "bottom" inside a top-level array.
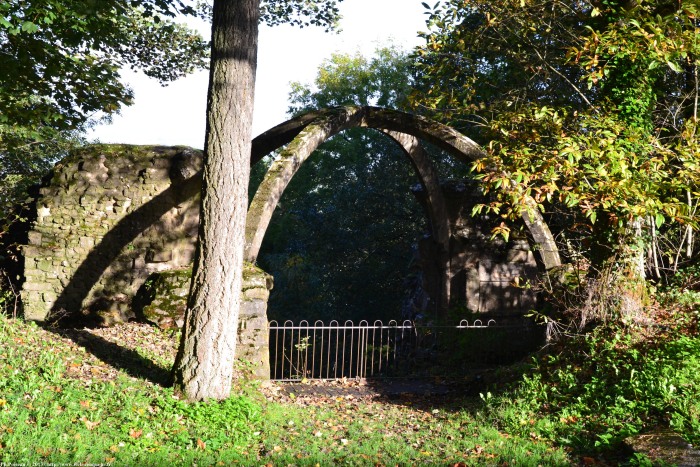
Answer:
[{"left": 255, "top": 47, "right": 471, "bottom": 322}]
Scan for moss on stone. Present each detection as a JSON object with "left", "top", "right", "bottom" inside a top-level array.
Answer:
[{"left": 135, "top": 267, "right": 192, "bottom": 329}]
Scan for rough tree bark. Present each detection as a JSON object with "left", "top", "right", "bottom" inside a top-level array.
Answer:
[{"left": 172, "top": 0, "right": 260, "bottom": 401}]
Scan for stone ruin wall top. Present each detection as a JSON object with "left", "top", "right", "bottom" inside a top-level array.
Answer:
[{"left": 21, "top": 144, "right": 203, "bottom": 322}]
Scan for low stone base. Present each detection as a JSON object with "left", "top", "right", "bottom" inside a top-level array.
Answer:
[{"left": 132, "top": 262, "right": 273, "bottom": 380}]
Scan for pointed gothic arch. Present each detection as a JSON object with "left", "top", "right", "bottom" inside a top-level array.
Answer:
[
  {"left": 246, "top": 106, "right": 561, "bottom": 315},
  {"left": 246, "top": 106, "right": 561, "bottom": 268}
]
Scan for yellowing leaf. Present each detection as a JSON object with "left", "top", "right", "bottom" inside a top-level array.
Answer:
[{"left": 80, "top": 417, "right": 100, "bottom": 430}]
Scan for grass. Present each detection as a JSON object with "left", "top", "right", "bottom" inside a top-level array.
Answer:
[
  {"left": 253, "top": 393, "right": 569, "bottom": 465},
  {"left": 0, "top": 317, "right": 260, "bottom": 465},
  {"left": 0, "top": 315, "right": 571, "bottom": 465},
  {"left": 0, "top": 283, "right": 698, "bottom": 465}
]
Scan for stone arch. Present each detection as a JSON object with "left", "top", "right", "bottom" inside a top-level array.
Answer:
[
  {"left": 18, "top": 106, "right": 561, "bottom": 324},
  {"left": 246, "top": 106, "right": 561, "bottom": 271}
]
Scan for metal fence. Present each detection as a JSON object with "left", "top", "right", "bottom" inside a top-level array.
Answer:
[{"left": 268, "top": 319, "right": 540, "bottom": 381}]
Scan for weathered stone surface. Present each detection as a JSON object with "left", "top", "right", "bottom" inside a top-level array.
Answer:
[
  {"left": 624, "top": 429, "right": 700, "bottom": 467},
  {"left": 132, "top": 263, "right": 273, "bottom": 379},
  {"left": 20, "top": 144, "right": 203, "bottom": 321},
  {"left": 134, "top": 268, "right": 192, "bottom": 329},
  {"left": 412, "top": 180, "right": 539, "bottom": 316}
]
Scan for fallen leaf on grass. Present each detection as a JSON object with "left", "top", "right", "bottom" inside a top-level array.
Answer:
[
  {"left": 80, "top": 417, "right": 100, "bottom": 430},
  {"left": 35, "top": 447, "right": 52, "bottom": 457}
]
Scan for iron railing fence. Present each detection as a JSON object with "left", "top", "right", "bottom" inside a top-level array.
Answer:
[{"left": 269, "top": 319, "right": 542, "bottom": 381}]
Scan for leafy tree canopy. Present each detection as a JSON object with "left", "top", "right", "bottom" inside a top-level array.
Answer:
[
  {"left": 413, "top": 0, "right": 700, "bottom": 276},
  {"left": 0, "top": 0, "right": 343, "bottom": 211},
  {"left": 0, "top": 0, "right": 209, "bottom": 135}
]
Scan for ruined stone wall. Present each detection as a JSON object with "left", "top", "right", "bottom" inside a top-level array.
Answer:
[
  {"left": 21, "top": 144, "right": 273, "bottom": 378},
  {"left": 21, "top": 144, "right": 203, "bottom": 321},
  {"left": 413, "top": 180, "right": 538, "bottom": 317},
  {"left": 134, "top": 264, "right": 273, "bottom": 380}
]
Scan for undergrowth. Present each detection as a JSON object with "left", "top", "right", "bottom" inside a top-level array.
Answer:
[
  {"left": 1, "top": 274, "right": 698, "bottom": 464},
  {"left": 0, "top": 314, "right": 571, "bottom": 465},
  {"left": 479, "top": 279, "right": 700, "bottom": 456}
]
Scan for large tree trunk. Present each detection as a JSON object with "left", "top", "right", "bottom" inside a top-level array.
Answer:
[{"left": 172, "top": 0, "right": 260, "bottom": 401}]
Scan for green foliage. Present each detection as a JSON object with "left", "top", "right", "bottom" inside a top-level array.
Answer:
[
  {"left": 288, "top": 45, "right": 416, "bottom": 113},
  {"left": 658, "top": 265, "right": 700, "bottom": 325},
  {"left": 411, "top": 0, "right": 700, "bottom": 317},
  {"left": 260, "top": 0, "right": 344, "bottom": 31},
  {"left": 0, "top": 316, "right": 260, "bottom": 464},
  {"left": 478, "top": 108, "right": 698, "bottom": 234},
  {"left": 0, "top": 0, "right": 209, "bottom": 133},
  {"left": 258, "top": 46, "right": 467, "bottom": 322},
  {"left": 481, "top": 323, "right": 700, "bottom": 452}
]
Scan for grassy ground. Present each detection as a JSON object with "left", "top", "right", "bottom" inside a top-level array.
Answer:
[
  {"left": 0, "top": 291, "right": 698, "bottom": 465},
  {"left": 0, "top": 316, "right": 570, "bottom": 465}
]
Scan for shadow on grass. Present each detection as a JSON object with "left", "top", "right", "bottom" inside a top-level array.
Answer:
[
  {"left": 42, "top": 323, "right": 172, "bottom": 387},
  {"left": 276, "top": 359, "right": 534, "bottom": 416}
]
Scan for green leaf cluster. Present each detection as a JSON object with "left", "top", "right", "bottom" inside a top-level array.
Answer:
[
  {"left": 260, "top": 0, "right": 345, "bottom": 32},
  {"left": 0, "top": 0, "right": 208, "bottom": 133},
  {"left": 484, "top": 325, "right": 700, "bottom": 452},
  {"left": 411, "top": 0, "right": 700, "bottom": 275}
]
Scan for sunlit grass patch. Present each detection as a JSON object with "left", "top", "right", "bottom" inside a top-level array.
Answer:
[{"left": 0, "top": 316, "right": 259, "bottom": 464}]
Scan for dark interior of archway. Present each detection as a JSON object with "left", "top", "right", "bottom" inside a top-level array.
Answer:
[{"left": 251, "top": 128, "right": 467, "bottom": 323}]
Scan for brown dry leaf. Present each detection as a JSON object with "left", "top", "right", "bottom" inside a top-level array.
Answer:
[
  {"left": 35, "top": 447, "right": 52, "bottom": 457},
  {"left": 81, "top": 417, "right": 100, "bottom": 430}
]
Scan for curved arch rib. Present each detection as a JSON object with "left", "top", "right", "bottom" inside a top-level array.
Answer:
[
  {"left": 381, "top": 130, "right": 453, "bottom": 313},
  {"left": 247, "top": 106, "right": 561, "bottom": 270},
  {"left": 245, "top": 107, "right": 364, "bottom": 261}
]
